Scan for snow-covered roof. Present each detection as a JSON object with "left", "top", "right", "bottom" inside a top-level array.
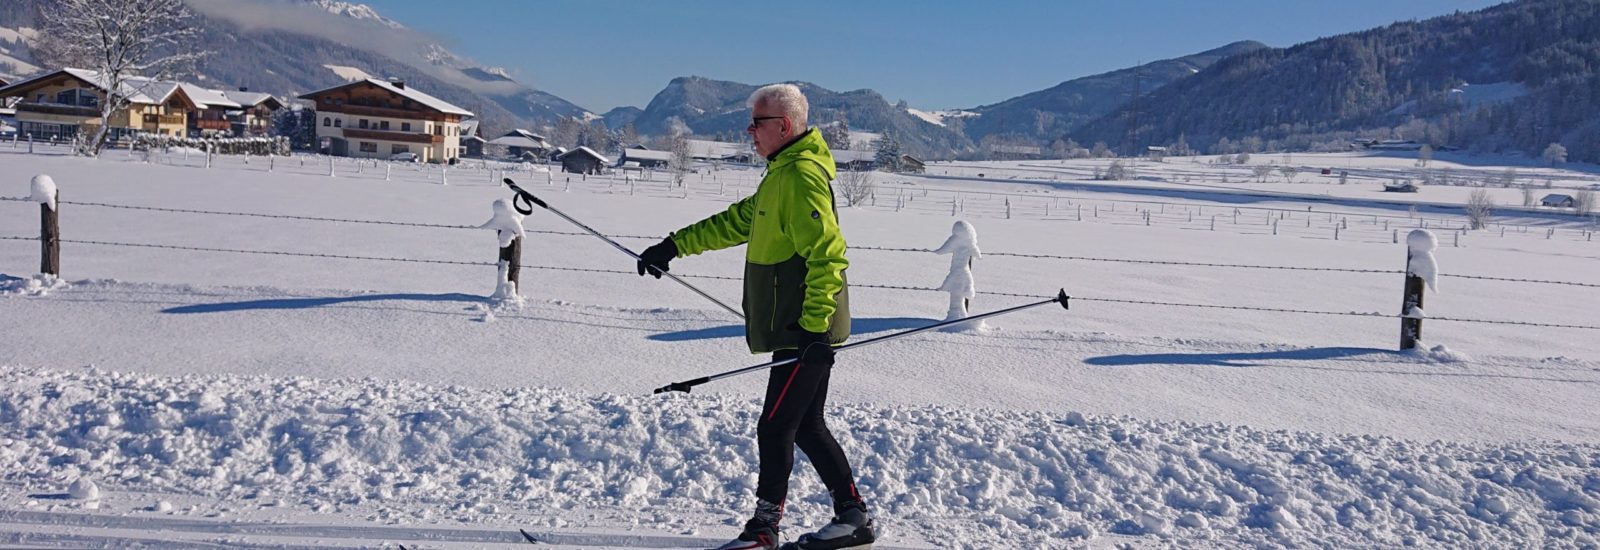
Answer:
[
  {"left": 489, "top": 129, "right": 549, "bottom": 149},
  {"left": 619, "top": 149, "right": 672, "bottom": 162},
  {"left": 1541, "top": 194, "right": 1573, "bottom": 202},
  {"left": 459, "top": 118, "right": 480, "bottom": 138},
  {"left": 833, "top": 149, "right": 876, "bottom": 164},
  {"left": 558, "top": 146, "right": 610, "bottom": 164},
  {"left": 490, "top": 135, "right": 547, "bottom": 149},
  {"left": 297, "top": 78, "right": 473, "bottom": 117},
  {"left": 224, "top": 90, "right": 280, "bottom": 109},
  {"left": 179, "top": 83, "right": 242, "bottom": 110},
  {"left": 687, "top": 139, "right": 749, "bottom": 160},
  {"left": 364, "top": 79, "right": 472, "bottom": 116},
  {"left": 0, "top": 69, "right": 211, "bottom": 108}
]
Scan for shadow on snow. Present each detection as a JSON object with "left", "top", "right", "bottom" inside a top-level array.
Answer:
[
  {"left": 648, "top": 316, "right": 939, "bottom": 342},
  {"left": 159, "top": 293, "right": 486, "bottom": 314}
]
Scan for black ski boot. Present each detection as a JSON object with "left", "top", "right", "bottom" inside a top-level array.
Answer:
[
  {"left": 713, "top": 499, "right": 783, "bottom": 550},
  {"left": 781, "top": 500, "right": 875, "bottom": 550},
  {"left": 711, "top": 518, "right": 780, "bottom": 550}
]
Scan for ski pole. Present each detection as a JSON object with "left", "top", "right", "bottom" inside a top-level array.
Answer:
[
  {"left": 503, "top": 178, "right": 745, "bottom": 320},
  {"left": 654, "top": 289, "right": 1070, "bottom": 394}
]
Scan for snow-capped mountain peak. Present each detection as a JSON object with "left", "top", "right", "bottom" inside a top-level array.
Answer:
[{"left": 300, "top": 0, "right": 405, "bottom": 29}]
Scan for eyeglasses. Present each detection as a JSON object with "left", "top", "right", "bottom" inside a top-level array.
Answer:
[{"left": 748, "top": 116, "right": 783, "bottom": 130}]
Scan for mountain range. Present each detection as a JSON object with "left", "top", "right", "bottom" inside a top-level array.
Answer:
[{"left": 1, "top": 0, "right": 1593, "bottom": 162}]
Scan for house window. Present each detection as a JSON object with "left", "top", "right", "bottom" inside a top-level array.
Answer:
[
  {"left": 55, "top": 90, "right": 75, "bottom": 104},
  {"left": 335, "top": 119, "right": 343, "bottom": 127},
  {"left": 379, "top": 120, "right": 389, "bottom": 130},
  {"left": 359, "top": 119, "right": 369, "bottom": 129},
  {"left": 392, "top": 144, "right": 408, "bottom": 154},
  {"left": 323, "top": 117, "right": 331, "bottom": 127},
  {"left": 359, "top": 142, "right": 377, "bottom": 153},
  {"left": 401, "top": 122, "right": 411, "bottom": 132}
]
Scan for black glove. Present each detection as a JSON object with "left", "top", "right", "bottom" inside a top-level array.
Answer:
[
  {"left": 637, "top": 237, "right": 678, "bottom": 278},
  {"left": 795, "top": 329, "right": 835, "bottom": 368}
]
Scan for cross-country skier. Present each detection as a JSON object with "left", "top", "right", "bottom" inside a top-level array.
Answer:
[{"left": 635, "top": 83, "right": 875, "bottom": 550}]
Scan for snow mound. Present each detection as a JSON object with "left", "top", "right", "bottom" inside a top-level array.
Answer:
[
  {"left": 1, "top": 274, "right": 69, "bottom": 296},
  {"left": 1408, "top": 343, "right": 1472, "bottom": 363},
  {"left": 0, "top": 366, "right": 1593, "bottom": 548},
  {"left": 68, "top": 477, "right": 99, "bottom": 500}
]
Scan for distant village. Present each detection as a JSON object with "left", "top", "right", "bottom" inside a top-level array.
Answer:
[{"left": 0, "top": 68, "right": 927, "bottom": 175}]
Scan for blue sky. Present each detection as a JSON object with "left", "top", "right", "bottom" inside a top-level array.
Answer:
[{"left": 361, "top": 0, "right": 1504, "bottom": 113}]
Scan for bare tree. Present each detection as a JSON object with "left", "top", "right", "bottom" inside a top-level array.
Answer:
[
  {"left": 1577, "top": 189, "right": 1596, "bottom": 217},
  {"left": 1522, "top": 183, "right": 1535, "bottom": 207},
  {"left": 1499, "top": 168, "right": 1518, "bottom": 188},
  {"left": 550, "top": 117, "right": 583, "bottom": 149},
  {"left": 1234, "top": 152, "right": 1251, "bottom": 165},
  {"left": 1103, "top": 160, "right": 1126, "bottom": 180},
  {"left": 617, "top": 122, "right": 640, "bottom": 148},
  {"left": 1416, "top": 144, "right": 1433, "bottom": 167},
  {"left": 1543, "top": 142, "right": 1568, "bottom": 166},
  {"left": 669, "top": 131, "right": 693, "bottom": 187},
  {"left": 1466, "top": 188, "right": 1493, "bottom": 230},
  {"left": 836, "top": 167, "right": 874, "bottom": 207},
  {"left": 1279, "top": 165, "right": 1300, "bottom": 183},
  {"left": 1251, "top": 164, "right": 1274, "bottom": 183},
  {"left": 35, "top": 0, "right": 205, "bottom": 157}
]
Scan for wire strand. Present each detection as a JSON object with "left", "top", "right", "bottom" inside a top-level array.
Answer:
[{"left": 5, "top": 235, "right": 1596, "bottom": 331}]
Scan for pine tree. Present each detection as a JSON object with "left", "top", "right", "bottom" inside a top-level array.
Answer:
[
  {"left": 822, "top": 118, "right": 851, "bottom": 150},
  {"left": 873, "top": 131, "right": 901, "bottom": 172}
]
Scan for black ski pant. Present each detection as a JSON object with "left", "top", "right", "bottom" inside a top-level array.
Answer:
[{"left": 754, "top": 348, "right": 860, "bottom": 512}]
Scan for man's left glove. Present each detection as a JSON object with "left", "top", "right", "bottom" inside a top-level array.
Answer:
[
  {"left": 795, "top": 329, "right": 835, "bottom": 368},
  {"left": 637, "top": 237, "right": 678, "bottom": 279}
]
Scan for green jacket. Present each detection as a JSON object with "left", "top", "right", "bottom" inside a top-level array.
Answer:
[{"left": 670, "top": 128, "right": 850, "bottom": 353}]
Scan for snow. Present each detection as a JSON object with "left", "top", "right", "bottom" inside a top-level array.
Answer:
[
  {"left": 1407, "top": 229, "right": 1439, "bottom": 291},
  {"left": 0, "top": 50, "right": 40, "bottom": 76},
  {"left": 323, "top": 64, "right": 375, "bottom": 82},
  {"left": 68, "top": 478, "right": 100, "bottom": 501},
  {"left": 1, "top": 146, "right": 1598, "bottom": 547},
  {"left": 1449, "top": 81, "right": 1529, "bottom": 108},
  {"left": 0, "top": 26, "right": 39, "bottom": 44},
  {"left": 30, "top": 173, "right": 56, "bottom": 210},
  {"left": 479, "top": 197, "right": 526, "bottom": 247},
  {"left": 905, "top": 107, "right": 945, "bottom": 127},
  {"left": 932, "top": 220, "right": 986, "bottom": 332},
  {"left": 306, "top": 0, "right": 406, "bottom": 29}
]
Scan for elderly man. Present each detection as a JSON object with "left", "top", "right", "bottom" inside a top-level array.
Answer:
[{"left": 635, "top": 83, "right": 874, "bottom": 550}]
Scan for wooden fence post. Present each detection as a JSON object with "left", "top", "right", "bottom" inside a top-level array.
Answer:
[
  {"left": 500, "top": 235, "right": 522, "bottom": 291},
  {"left": 42, "top": 191, "right": 59, "bottom": 277},
  {"left": 1401, "top": 249, "right": 1425, "bottom": 350}
]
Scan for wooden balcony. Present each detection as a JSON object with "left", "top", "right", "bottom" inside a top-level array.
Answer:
[
  {"left": 195, "top": 119, "right": 231, "bottom": 130},
  {"left": 322, "top": 103, "right": 440, "bottom": 122},
  {"left": 16, "top": 102, "right": 100, "bottom": 118},
  {"left": 343, "top": 128, "right": 442, "bottom": 144},
  {"left": 143, "top": 114, "right": 185, "bottom": 125}
]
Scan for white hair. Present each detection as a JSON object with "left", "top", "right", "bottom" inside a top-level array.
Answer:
[{"left": 748, "top": 83, "right": 808, "bottom": 130}]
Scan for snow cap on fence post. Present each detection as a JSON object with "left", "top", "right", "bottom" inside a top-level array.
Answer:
[
  {"left": 481, "top": 198, "right": 526, "bottom": 303},
  {"left": 1406, "top": 229, "right": 1439, "bottom": 292},
  {"left": 934, "top": 220, "right": 987, "bottom": 332},
  {"left": 480, "top": 198, "right": 526, "bottom": 247},
  {"left": 31, "top": 174, "right": 57, "bottom": 211}
]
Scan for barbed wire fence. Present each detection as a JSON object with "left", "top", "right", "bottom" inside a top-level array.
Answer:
[{"left": 3, "top": 189, "right": 1598, "bottom": 338}]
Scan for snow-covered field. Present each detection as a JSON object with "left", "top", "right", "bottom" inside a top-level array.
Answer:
[{"left": 1, "top": 143, "right": 1598, "bottom": 548}]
